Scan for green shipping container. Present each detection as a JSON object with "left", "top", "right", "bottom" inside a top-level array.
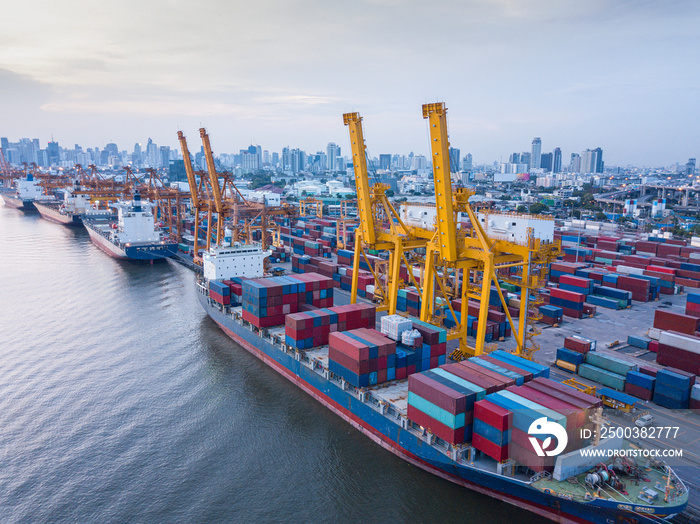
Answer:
[
  {"left": 585, "top": 352, "right": 636, "bottom": 376},
  {"left": 578, "top": 364, "right": 626, "bottom": 391}
]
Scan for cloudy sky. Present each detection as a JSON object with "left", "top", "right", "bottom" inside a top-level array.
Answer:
[{"left": 1, "top": 0, "right": 698, "bottom": 166}]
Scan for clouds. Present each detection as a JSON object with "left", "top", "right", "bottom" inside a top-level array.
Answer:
[{"left": 0, "top": 0, "right": 699, "bottom": 165}]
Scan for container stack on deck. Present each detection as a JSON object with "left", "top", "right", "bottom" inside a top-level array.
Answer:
[
  {"left": 285, "top": 303, "right": 376, "bottom": 349},
  {"left": 578, "top": 352, "right": 636, "bottom": 391},
  {"left": 328, "top": 328, "right": 396, "bottom": 387},
  {"left": 241, "top": 274, "right": 334, "bottom": 328}
]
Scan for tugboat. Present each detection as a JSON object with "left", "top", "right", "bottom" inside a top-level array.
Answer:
[
  {"left": 83, "top": 190, "right": 177, "bottom": 261},
  {"left": 0, "top": 173, "right": 43, "bottom": 210}
]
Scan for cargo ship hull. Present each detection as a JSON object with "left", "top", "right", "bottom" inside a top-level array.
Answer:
[
  {"left": 34, "top": 201, "right": 82, "bottom": 226},
  {"left": 85, "top": 221, "right": 178, "bottom": 261},
  {"left": 197, "top": 288, "right": 684, "bottom": 524},
  {"left": 1, "top": 192, "right": 35, "bottom": 210}
]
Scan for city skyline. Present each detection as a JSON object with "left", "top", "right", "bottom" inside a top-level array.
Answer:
[{"left": 1, "top": 1, "right": 699, "bottom": 166}]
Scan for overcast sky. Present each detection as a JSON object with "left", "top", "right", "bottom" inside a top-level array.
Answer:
[{"left": 1, "top": 0, "right": 698, "bottom": 166}]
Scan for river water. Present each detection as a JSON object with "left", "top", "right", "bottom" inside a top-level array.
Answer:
[{"left": 0, "top": 205, "right": 543, "bottom": 523}]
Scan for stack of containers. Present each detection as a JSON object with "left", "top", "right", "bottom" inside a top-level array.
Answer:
[
  {"left": 381, "top": 315, "right": 414, "bottom": 341},
  {"left": 685, "top": 293, "right": 700, "bottom": 318},
  {"left": 653, "top": 368, "right": 694, "bottom": 409},
  {"left": 242, "top": 274, "right": 335, "bottom": 328},
  {"left": 328, "top": 328, "right": 396, "bottom": 388},
  {"left": 407, "top": 368, "right": 486, "bottom": 444},
  {"left": 284, "top": 303, "right": 376, "bottom": 350},
  {"left": 549, "top": 288, "right": 585, "bottom": 318},
  {"left": 488, "top": 350, "right": 550, "bottom": 379},
  {"left": 556, "top": 348, "right": 585, "bottom": 373},
  {"left": 485, "top": 389, "right": 568, "bottom": 471},
  {"left": 588, "top": 285, "right": 632, "bottom": 309},
  {"left": 657, "top": 331, "right": 700, "bottom": 375},
  {"left": 624, "top": 370, "right": 655, "bottom": 400},
  {"left": 412, "top": 320, "right": 448, "bottom": 372},
  {"left": 209, "top": 280, "right": 231, "bottom": 305},
  {"left": 441, "top": 361, "right": 515, "bottom": 394},
  {"left": 578, "top": 352, "right": 636, "bottom": 391},
  {"left": 539, "top": 304, "right": 563, "bottom": 326},
  {"left": 558, "top": 275, "right": 594, "bottom": 296},
  {"left": 615, "top": 274, "right": 651, "bottom": 302},
  {"left": 472, "top": 399, "right": 512, "bottom": 461},
  {"left": 564, "top": 336, "right": 595, "bottom": 353}
]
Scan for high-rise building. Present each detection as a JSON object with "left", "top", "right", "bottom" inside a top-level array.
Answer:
[
  {"left": 540, "top": 153, "right": 553, "bottom": 173},
  {"left": 570, "top": 153, "right": 581, "bottom": 173},
  {"left": 509, "top": 152, "right": 520, "bottom": 164},
  {"left": 531, "top": 137, "right": 542, "bottom": 170},
  {"left": 580, "top": 148, "right": 604, "bottom": 173},
  {"left": 379, "top": 154, "right": 391, "bottom": 170},
  {"left": 685, "top": 158, "right": 696, "bottom": 175},
  {"left": 0, "top": 137, "right": 8, "bottom": 153},
  {"left": 449, "top": 147, "right": 460, "bottom": 172},
  {"left": 462, "top": 153, "right": 473, "bottom": 172},
  {"left": 272, "top": 152, "right": 279, "bottom": 166},
  {"left": 47, "top": 141, "right": 59, "bottom": 165},
  {"left": 326, "top": 142, "right": 340, "bottom": 171},
  {"left": 520, "top": 152, "right": 531, "bottom": 170},
  {"left": 159, "top": 146, "right": 170, "bottom": 168},
  {"left": 553, "top": 147, "right": 562, "bottom": 173}
]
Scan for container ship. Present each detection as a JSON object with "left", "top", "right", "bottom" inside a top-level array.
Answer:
[
  {"left": 196, "top": 246, "right": 689, "bottom": 524},
  {"left": 83, "top": 190, "right": 177, "bottom": 260},
  {"left": 0, "top": 173, "right": 44, "bottom": 210},
  {"left": 34, "top": 184, "right": 93, "bottom": 226}
]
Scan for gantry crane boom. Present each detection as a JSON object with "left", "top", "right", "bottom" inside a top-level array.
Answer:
[
  {"left": 200, "top": 128, "right": 225, "bottom": 247},
  {"left": 343, "top": 113, "right": 377, "bottom": 245},
  {"left": 421, "top": 102, "right": 560, "bottom": 358},
  {"left": 343, "top": 112, "right": 434, "bottom": 313},
  {"left": 177, "top": 131, "right": 205, "bottom": 262}
]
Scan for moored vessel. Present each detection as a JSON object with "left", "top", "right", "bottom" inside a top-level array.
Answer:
[
  {"left": 83, "top": 190, "right": 177, "bottom": 260},
  {"left": 0, "top": 173, "right": 43, "bottom": 210},
  {"left": 195, "top": 249, "right": 689, "bottom": 524}
]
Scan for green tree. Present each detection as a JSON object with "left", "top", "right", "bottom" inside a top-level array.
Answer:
[
  {"left": 595, "top": 211, "right": 607, "bottom": 220},
  {"left": 529, "top": 202, "right": 548, "bottom": 214},
  {"left": 386, "top": 189, "right": 395, "bottom": 197},
  {"left": 516, "top": 205, "right": 527, "bottom": 212},
  {"left": 250, "top": 172, "right": 272, "bottom": 189}
]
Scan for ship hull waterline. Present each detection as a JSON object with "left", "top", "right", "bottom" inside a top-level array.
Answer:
[
  {"left": 1, "top": 193, "right": 35, "bottom": 211},
  {"left": 34, "top": 202, "right": 83, "bottom": 226},
  {"left": 85, "top": 222, "right": 178, "bottom": 261},
  {"left": 197, "top": 290, "right": 683, "bottom": 524}
]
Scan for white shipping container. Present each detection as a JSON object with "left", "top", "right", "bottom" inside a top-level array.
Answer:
[
  {"left": 690, "top": 252, "right": 700, "bottom": 260},
  {"left": 381, "top": 314, "right": 413, "bottom": 341},
  {"left": 691, "top": 384, "right": 700, "bottom": 401},
  {"left": 658, "top": 331, "right": 700, "bottom": 354},
  {"left": 616, "top": 265, "right": 645, "bottom": 276},
  {"left": 648, "top": 327, "right": 661, "bottom": 341}
]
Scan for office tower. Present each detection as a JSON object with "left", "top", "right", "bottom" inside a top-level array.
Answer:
[
  {"left": 449, "top": 147, "right": 460, "bottom": 172},
  {"left": 462, "top": 153, "right": 473, "bottom": 171},
  {"left": 553, "top": 147, "right": 562, "bottom": 173},
  {"left": 379, "top": 154, "right": 391, "bottom": 170},
  {"left": 570, "top": 153, "right": 581, "bottom": 173},
  {"left": 540, "top": 153, "right": 553, "bottom": 172},
  {"left": 531, "top": 137, "right": 542, "bottom": 170},
  {"left": 326, "top": 142, "right": 340, "bottom": 171},
  {"left": 520, "top": 152, "right": 531, "bottom": 169},
  {"left": 509, "top": 152, "right": 520, "bottom": 164},
  {"left": 685, "top": 158, "right": 696, "bottom": 175}
]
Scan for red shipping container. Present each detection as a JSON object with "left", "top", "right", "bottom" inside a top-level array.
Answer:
[
  {"left": 564, "top": 337, "right": 591, "bottom": 353},
  {"left": 440, "top": 364, "right": 502, "bottom": 394},
  {"left": 509, "top": 385, "right": 584, "bottom": 430},
  {"left": 473, "top": 433, "right": 509, "bottom": 462},
  {"left": 396, "top": 367, "right": 407, "bottom": 380},
  {"left": 624, "top": 382, "right": 653, "bottom": 401},
  {"left": 407, "top": 405, "right": 465, "bottom": 444},
  {"left": 551, "top": 287, "right": 586, "bottom": 303},
  {"left": 480, "top": 355, "right": 534, "bottom": 382},
  {"left": 530, "top": 377, "right": 603, "bottom": 409},
  {"left": 638, "top": 365, "right": 659, "bottom": 377},
  {"left": 474, "top": 399, "right": 512, "bottom": 431},
  {"left": 654, "top": 310, "right": 699, "bottom": 335},
  {"left": 459, "top": 361, "right": 517, "bottom": 389}
]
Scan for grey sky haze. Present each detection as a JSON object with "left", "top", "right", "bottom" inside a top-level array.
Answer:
[{"left": 1, "top": 0, "right": 698, "bottom": 166}]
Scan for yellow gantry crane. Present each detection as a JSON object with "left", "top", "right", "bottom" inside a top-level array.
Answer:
[
  {"left": 420, "top": 102, "right": 560, "bottom": 358},
  {"left": 343, "top": 112, "right": 432, "bottom": 313}
]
